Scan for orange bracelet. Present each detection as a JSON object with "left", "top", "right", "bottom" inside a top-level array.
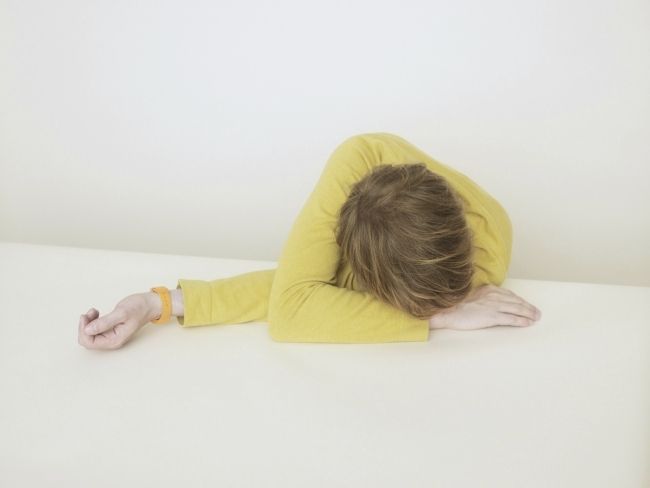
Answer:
[{"left": 150, "top": 286, "right": 172, "bottom": 324}]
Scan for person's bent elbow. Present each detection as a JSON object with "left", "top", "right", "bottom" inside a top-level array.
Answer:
[{"left": 267, "top": 298, "right": 295, "bottom": 342}]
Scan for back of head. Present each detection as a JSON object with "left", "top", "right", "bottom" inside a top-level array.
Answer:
[{"left": 335, "top": 162, "right": 475, "bottom": 319}]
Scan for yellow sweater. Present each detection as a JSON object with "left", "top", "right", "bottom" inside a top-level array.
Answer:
[{"left": 176, "top": 133, "right": 512, "bottom": 343}]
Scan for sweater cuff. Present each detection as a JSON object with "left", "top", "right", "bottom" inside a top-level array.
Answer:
[
  {"left": 176, "top": 279, "right": 212, "bottom": 327},
  {"left": 401, "top": 317, "right": 431, "bottom": 342}
]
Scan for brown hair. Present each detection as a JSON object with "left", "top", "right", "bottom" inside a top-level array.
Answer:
[{"left": 335, "top": 162, "right": 476, "bottom": 319}]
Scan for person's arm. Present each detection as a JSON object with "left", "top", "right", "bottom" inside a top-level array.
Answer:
[
  {"left": 174, "top": 269, "right": 275, "bottom": 326},
  {"left": 79, "top": 270, "right": 275, "bottom": 351},
  {"left": 267, "top": 134, "right": 431, "bottom": 344},
  {"left": 427, "top": 283, "right": 542, "bottom": 330},
  {"left": 145, "top": 287, "right": 185, "bottom": 322},
  {"left": 144, "top": 269, "right": 276, "bottom": 327}
]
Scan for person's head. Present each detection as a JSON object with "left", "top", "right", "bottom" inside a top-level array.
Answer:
[{"left": 335, "top": 162, "right": 475, "bottom": 319}]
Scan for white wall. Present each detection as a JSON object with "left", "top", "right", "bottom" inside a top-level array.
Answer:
[{"left": 1, "top": 0, "right": 648, "bottom": 287}]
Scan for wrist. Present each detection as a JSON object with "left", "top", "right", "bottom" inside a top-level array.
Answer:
[
  {"left": 170, "top": 288, "right": 184, "bottom": 317},
  {"left": 429, "top": 311, "right": 446, "bottom": 330},
  {"left": 429, "top": 304, "right": 458, "bottom": 330},
  {"left": 144, "top": 289, "right": 184, "bottom": 320},
  {"left": 144, "top": 291, "right": 163, "bottom": 322}
]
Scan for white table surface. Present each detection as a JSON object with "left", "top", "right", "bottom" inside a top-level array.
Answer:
[{"left": 0, "top": 242, "right": 648, "bottom": 488}]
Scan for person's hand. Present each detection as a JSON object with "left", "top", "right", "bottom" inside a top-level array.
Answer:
[
  {"left": 429, "top": 284, "right": 542, "bottom": 331},
  {"left": 78, "top": 293, "right": 159, "bottom": 350}
]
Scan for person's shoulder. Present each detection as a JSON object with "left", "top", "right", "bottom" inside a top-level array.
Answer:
[
  {"left": 326, "top": 132, "right": 419, "bottom": 178},
  {"left": 333, "top": 132, "right": 413, "bottom": 160}
]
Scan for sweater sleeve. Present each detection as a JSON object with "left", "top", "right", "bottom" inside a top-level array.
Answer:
[
  {"left": 175, "top": 269, "right": 276, "bottom": 327},
  {"left": 266, "top": 135, "right": 430, "bottom": 344}
]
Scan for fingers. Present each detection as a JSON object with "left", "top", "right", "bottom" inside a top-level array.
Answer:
[
  {"left": 78, "top": 312, "right": 89, "bottom": 346},
  {"left": 78, "top": 310, "right": 133, "bottom": 350},
  {"left": 78, "top": 309, "right": 95, "bottom": 343},
  {"left": 488, "top": 286, "right": 543, "bottom": 320},
  {"left": 84, "top": 308, "right": 126, "bottom": 336},
  {"left": 78, "top": 309, "right": 114, "bottom": 349},
  {"left": 494, "top": 299, "right": 541, "bottom": 322},
  {"left": 494, "top": 311, "right": 535, "bottom": 327}
]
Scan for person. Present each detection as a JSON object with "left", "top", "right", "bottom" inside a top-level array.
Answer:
[{"left": 78, "top": 132, "right": 542, "bottom": 350}]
